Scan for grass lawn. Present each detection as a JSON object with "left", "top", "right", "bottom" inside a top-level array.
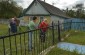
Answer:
[
  {"left": 0, "top": 24, "right": 8, "bottom": 36},
  {"left": 46, "top": 47, "right": 80, "bottom": 55},
  {"left": 0, "top": 24, "right": 28, "bottom": 36},
  {"left": 47, "top": 30, "right": 85, "bottom": 55},
  {"left": 63, "top": 30, "right": 85, "bottom": 45}
]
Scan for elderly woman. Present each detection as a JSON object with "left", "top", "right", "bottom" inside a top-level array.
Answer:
[
  {"left": 39, "top": 19, "right": 48, "bottom": 42},
  {"left": 10, "top": 18, "right": 17, "bottom": 33}
]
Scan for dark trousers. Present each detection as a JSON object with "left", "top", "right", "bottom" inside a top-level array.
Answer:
[{"left": 40, "top": 30, "right": 46, "bottom": 43}]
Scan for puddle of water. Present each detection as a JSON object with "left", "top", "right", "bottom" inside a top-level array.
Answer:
[{"left": 57, "top": 42, "right": 85, "bottom": 54}]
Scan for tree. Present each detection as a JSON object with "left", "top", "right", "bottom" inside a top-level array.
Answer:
[
  {"left": 63, "top": 8, "right": 76, "bottom": 18},
  {"left": 73, "top": 3, "right": 85, "bottom": 18},
  {"left": 0, "top": 0, "right": 23, "bottom": 19},
  {"left": 63, "top": 3, "right": 85, "bottom": 18}
]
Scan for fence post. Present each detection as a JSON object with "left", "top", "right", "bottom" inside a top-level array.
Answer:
[
  {"left": 69, "top": 20, "right": 72, "bottom": 30},
  {"left": 58, "top": 21, "right": 61, "bottom": 42},
  {"left": 52, "top": 21, "right": 54, "bottom": 45}
]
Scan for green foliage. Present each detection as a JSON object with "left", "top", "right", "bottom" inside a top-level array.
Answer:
[
  {"left": 0, "top": 0, "right": 23, "bottom": 19},
  {"left": 63, "top": 3, "right": 85, "bottom": 18}
]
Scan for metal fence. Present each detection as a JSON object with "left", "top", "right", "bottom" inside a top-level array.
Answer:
[
  {"left": 64, "top": 21, "right": 85, "bottom": 31},
  {"left": 0, "top": 21, "right": 61, "bottom": 55},
  {"left": 1, "top": 21, "right": 85, "bottom": 55}
]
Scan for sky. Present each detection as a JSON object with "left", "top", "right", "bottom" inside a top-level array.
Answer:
[{"left": 14, "top": 0, "right": 85, "bottom": 9}]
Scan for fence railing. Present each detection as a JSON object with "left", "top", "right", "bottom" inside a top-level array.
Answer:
[
  {"left": 0, "top": 21, "right": 61, "bottom": 55},
  {"left": 1, "top": 21, "right": 85, "bottom": 55}
]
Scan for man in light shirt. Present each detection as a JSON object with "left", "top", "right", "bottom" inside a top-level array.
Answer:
[{"left": 27, "top": 16, "right": 37, "bottom": 51}]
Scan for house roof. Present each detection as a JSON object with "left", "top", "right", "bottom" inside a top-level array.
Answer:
[{"left": 23, "top": 0, "right": 70, "bottom": 18}]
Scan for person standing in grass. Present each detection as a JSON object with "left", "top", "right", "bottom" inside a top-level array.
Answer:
[
  {"left": 9, "top": 16, "right": 20, "bottom": 34},
  {"left": 27, "top": 16, "right": 37, "bottom": 51},
  {"left": 39, "top": 19, "right": 48, "bottom": 43},
  {"left": 9, "top": 18, "right": 17, "bottom": 33},
  {"left": 14, "top": 17, "right": 20, "bottom": 32},
  {"left": 14, "top": 17, "right": 20, "bottom": 26}
]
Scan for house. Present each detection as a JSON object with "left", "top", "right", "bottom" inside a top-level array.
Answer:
[{"left": 21, "top": 0, "right": 70, "bottom": 24}]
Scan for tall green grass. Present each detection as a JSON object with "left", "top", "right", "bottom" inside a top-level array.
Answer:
[{"left": 63, "top": 30, "right": 85, "bottom": 45}]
